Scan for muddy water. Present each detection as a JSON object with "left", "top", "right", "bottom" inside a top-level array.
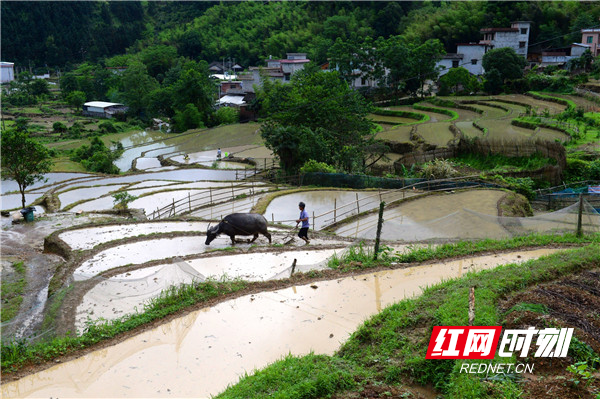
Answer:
[
  {"left": 59, "top": 222, "right": 213, "bottom": 250},
  {"left": 73, "top": 236, "right": 232, "bottom": 279},
  {"left": 3, "top": 248, "right": 562, "bottom": 399},
  {"left": 75, "top": 249, "right": 341, "bottom": 331},
  {"left": 264, "top": 190, "right": 413, "bottom": 230},
  {"left": 336, "top": 190, "right": 507, "bottom": 240}
]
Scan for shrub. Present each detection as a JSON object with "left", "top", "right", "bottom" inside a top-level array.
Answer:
[
  {"left": 418, "top": 159, "right": 458, "bottom": 179},
  {"left": 214, "top": 107, "right": 239, "bottom": 125},
  {"left": 299, "top": 159, "right": 337, "bottom": 174},
  {"left": 112, "top": 192, "right": 138, "bottom": 210},
  {"left": 52, "top": 121, "right": 67, "bottom": 133},
  {"left": 98, "top": 121, "right": 118, "bottom": 134}
]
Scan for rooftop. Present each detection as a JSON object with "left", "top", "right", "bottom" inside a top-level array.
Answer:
[{"left": 84, "top": 101, "right": 124, "bottom": 108}]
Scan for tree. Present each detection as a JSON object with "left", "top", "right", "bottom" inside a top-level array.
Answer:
[
  {"left": 405, "top": 39, "right": 446, "bottom": 97},
  {"left": 66, "top": 91, "right": 86, "bottom": 111},
  {"left": 482, "top": 47, "right": 526, "bottom": 82},
  {"left": 258, "top": 70, "right": 378, "bottom": 173},
  {"left": 1, "top": 129, "right": 53, "bottom": 209},
  {"left": 439, "top": 67, "right": 480, "bottom": 95},
  {"left": 173, "top": 104, "right": 203, "bottom": 132},
  {"left": 483, "top": 68, "right": 503, "bottom": 94}
]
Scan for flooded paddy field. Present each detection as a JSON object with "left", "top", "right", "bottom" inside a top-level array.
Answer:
[
  {"left": 335, "top": 189, "right": 507, "bottom": 240},
  {"left": 2, "top": 248, "right": 562, "bottom": 399},
  {"left": 59, "top": 221, "right": 214, "bottom": 250},
  {"left": 264, "top": 189, "right": 417, "bottom": 230},
  {"left": 1, "top": 173, "right": 96, "bottom": 195},
  {"left": 376, "top": 124, "right": 413, "bottom": 142},
  {"left": 74, "top": 248, "right": 343, "bottom": 330},
  {"left": 415, "top": 122, "right": 455, "bottom": 147}
]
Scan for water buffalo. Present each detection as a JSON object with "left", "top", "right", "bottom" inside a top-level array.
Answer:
[{"left": 205, "top": 213, "right": 272, "bottom": 245}]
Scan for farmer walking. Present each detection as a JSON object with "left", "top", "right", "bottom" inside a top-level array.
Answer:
[{"left": 296, "top": 201, "right": 310, "bottom": 244}]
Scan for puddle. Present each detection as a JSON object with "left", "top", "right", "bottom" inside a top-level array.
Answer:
[
  {"left": 336, "top": 190, "right": 507, "bottom": 240},
  {"left": 3, "top": 248, "right": 561, "bottom": 398},
  {"left": 59, "top": 222, "right": 213, "bottom": 250},
  {"left": 264, "top": 190, "right": 416, "bottom": 230},
  {"left": 74, "top": 249, "right": 341, "bottom": 331}
]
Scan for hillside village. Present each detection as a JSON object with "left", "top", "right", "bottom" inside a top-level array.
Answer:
[{"left": 1, "top": 2, "right": 600, "bottom": 399}]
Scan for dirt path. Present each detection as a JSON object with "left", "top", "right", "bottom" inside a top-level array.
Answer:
[{"left": 1, "top": 248, "right": 564, "bottom": 398}]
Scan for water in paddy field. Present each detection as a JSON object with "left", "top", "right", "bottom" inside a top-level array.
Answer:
[
  {"left": 2, "top": 248, "right": 561, "bottom": 399},
  {"left": 59, "top": 222, "right": 214, "bottom": 250},
  {"left": 74, "top": 248, "right": 341, "bottom": 331},
  {"left": 1, "top": 173, "right": 95, "bottom": 195},
  {"left": 264, "top": 190, "right": 413, "bottom": 230}
]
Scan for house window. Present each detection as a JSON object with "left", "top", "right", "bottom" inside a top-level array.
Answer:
[
  {"left": 521, "top": 28, "right": 528, "bottom": 34},
  {"left": 361, "top": 77, "right": 367, "bottom": 86},
  {"left": 519, "top": 41, "right": 526, "bottom": 48},
  {"left": 452, "top": 60, "right": 459, "bottom": 68},
  {"left": 471, "top": 59, "right": 477, "bottom": 65},
  {"left": 588, "top": 36, "right": 594, "bottom": 44}
]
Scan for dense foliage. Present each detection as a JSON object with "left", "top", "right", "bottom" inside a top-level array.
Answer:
[
  {"left": 258, "top": 69, "right": 381, "bottom": 174},
  {"left": 3, "top": 2, "right": 600, "bottom": 70}
]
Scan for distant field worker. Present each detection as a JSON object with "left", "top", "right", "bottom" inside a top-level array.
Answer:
[
  {"left": 217, "top": 148, "right": 222, "bottom": 159},
  {"left": 296, "top": 201, "right": 310, "bottom": 244}
]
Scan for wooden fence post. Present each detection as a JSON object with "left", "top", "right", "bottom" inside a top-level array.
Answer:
[
  {"left": 373, "top": 201, "right": 385, "bottom": 260},
  {"left": 312, "top": 211, "right": 315, "bottom": 231},
  {"left": 356, "top": 193, "right": 360, "bottom": 214},
  {"left": 576, "top": 194, "right": 584, "bottom": 238},
  {"left": 188, "top": 192, "right": 191, "bottom": 211},
  {"left": 209, "top": 187, "right": 213, "bottom": 204},
  {"left": 334, "top": 198, "right": 337, "bottom": 224}
]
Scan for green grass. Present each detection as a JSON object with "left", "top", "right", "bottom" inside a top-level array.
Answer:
[
  {"left": 218, "top": 242, "right": 600, "bottom": 398},
  {"left": 0, "top": 262, "right": 27, "bottom": 322},
  {"left": 452, "top": 152, "right": 555, "bottom": 172}
]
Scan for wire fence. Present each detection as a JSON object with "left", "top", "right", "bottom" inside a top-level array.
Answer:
[{"left": 149, "top": 180, "right": 267, "bottom": 220}]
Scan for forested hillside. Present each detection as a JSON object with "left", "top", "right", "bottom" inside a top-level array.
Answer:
[{"left": 2, "top": 1, "right": 600, "bottom": 70}]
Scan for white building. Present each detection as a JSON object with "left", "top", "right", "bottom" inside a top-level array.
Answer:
[
  {"left": 1, "top": 62, "right": 15, "bottom": 83},
  {"left": 239, "top": 53, "right": 310, "bottom": 93},
  {"left": 437, "top": 21, "right": 530, "bottom": 77},
  {"left": 82, "top": 101, "right": 128, "bottom": 118},
  {"left": 541, "top": 43, "right": 592, "bottom": 67}
]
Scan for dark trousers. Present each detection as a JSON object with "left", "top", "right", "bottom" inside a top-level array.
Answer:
[{"left": 298, "top": 227, "right": 309, "bottom": 239}]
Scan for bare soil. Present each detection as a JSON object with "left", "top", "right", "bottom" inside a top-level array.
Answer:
[{"left": 500, "top": 269, "right": 600, "bottom": 399}]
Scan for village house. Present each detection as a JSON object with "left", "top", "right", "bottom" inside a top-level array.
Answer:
[
  {"left": 1, "top": 62, "right": 15, "bottom": 83},
  {"left": 437, "top": 21, "right": 531, "bottom": 77},
  {"left": 540, "top": 43, "right": 591, "bottom": 67},
  {"left": 82, "top": 101, "right": 128, "bottom": 118},
  {"left": 581, "top": 29, "right": 600, "bottom": 56}
]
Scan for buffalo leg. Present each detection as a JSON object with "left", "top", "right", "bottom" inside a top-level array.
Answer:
[
  {"left": 263, "top": 232, "right": 272, "bottom": 243},
  {"left": 230, "top": 235, "right": 236, "bottom": 245},
  {"left": 250, "top": 233, "right": 259, "bottom": 243}
]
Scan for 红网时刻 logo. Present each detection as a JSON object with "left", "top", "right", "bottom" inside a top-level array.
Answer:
[{"left": 426, "top": 326, "right": 574, "bottom": 373}]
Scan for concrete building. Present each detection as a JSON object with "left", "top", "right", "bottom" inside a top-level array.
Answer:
[
  {"left": 238, "top": 53, "right": 310, "bottom": 93},
  {"left": 437, "top": 21, "right": 530, "bottom": 77},
  {"left": 82, "top": 101, "right": 128, "bottom": 118},
  {"left": 541, "top": 44, "right": 592, "bottom": 67},
  {"left": 581, "top": 29, "right": 600, "bottom": 56},
  {"left": 1, "top": 62, "right": 15, "bottom": 83}
]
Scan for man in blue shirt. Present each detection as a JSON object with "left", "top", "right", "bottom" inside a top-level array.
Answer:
[{"left": 296, "top": 201, "right": 310, "bottom": 244}]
